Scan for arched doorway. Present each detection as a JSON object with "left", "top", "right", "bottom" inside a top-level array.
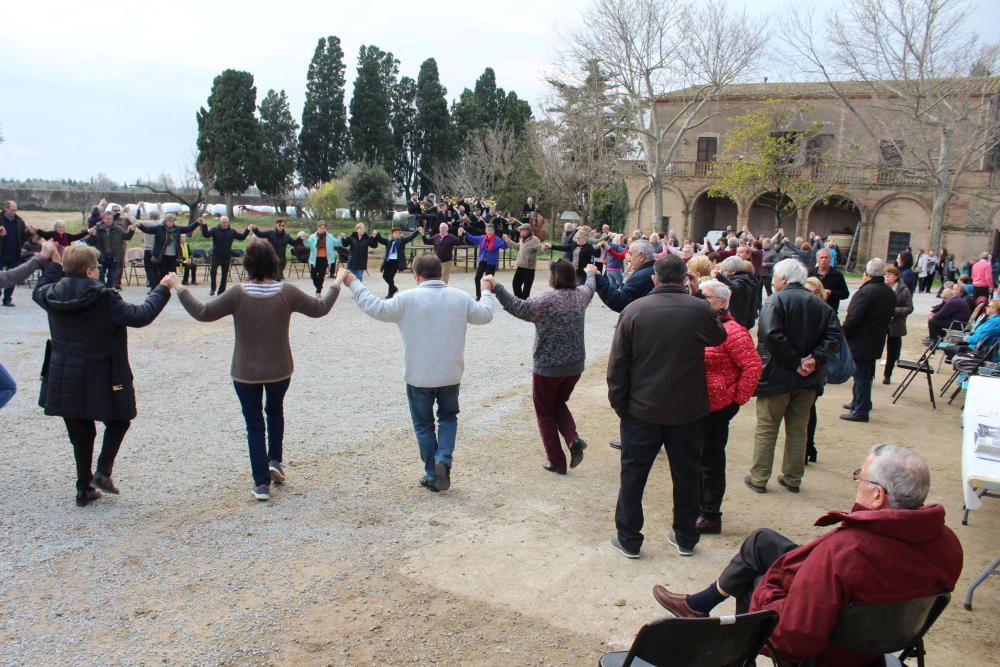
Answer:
[
  {"left": 748, "top": 192, "right": 797, "bottom": 233},
  {"left": 690, "top": 191, "right": 738, "bottom": 241},
  {"left": 870, "top": 196, "right": 930, "bottom": 262},
  {"left": 808, "top": 195, "right": 861, "bottom": 239},
  {"left": 634, "top": 185, "right": 687, "bottom": 235}
]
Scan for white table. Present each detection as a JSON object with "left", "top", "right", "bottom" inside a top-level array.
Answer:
[{"left": 961, "top": 375, "right": 1000, "bottom": 610}]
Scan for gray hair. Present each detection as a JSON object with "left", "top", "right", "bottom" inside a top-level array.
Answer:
[
  {"left": 865, "top": 258, "right": 886, "bottom": 277},
  {"left": 629, "top": 239, "right": 653, "bottom": 261},
  {"left": 164, "top": 214, "right": 176, "bottom": 222},
  {"left": 727, "top": 237, "right": 739, "bottom": 249},
  {"left": 148, "top": 210, "right": 161, "bottom": 221},
  {"left": 867, "top": 444, "right": 930, "bottom": 509},
  {"left": 699, "top": 279, "right": 731, "bottom": 304},
  {"left": 721, "top": 256, "right": 745, "bottom": 273},
  {"left": 773, "top": 257, "right": 808, "bottom": 285}
]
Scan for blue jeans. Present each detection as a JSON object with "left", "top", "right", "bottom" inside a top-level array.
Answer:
[
  {"left": 99, "top": 257, "right": 118, "bottom": 288},
  {"left": 351, "top": 269, "right": 365, "bottom": 282},
  {"left": 0, "top": 363, "right": 16, "bottom": 410},
  {"left": 606, "top": 269, "right": 624, "bottom": 289},
  {"left": 849, "top": 358, "right": 876, "bottom": 418},
  {"left": 233, "top": 378, "right": 291, "bottom": 486},
  {"left": 406, "top": 384, "right": 460, "bottom": 483}
]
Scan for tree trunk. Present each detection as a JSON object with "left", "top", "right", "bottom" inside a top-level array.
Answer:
[
  {"left": 650, "top": 172, "right": 664, "bottom": 235},
  {"left": 929, "top": 128, "right": 953, "bottom": 251},
  {"left": 225, "top": 192, "right": 234, "bottom": 218}
]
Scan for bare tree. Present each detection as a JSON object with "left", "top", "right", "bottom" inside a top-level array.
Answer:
[
  {"left": 566, "top": 0, "right": 765, "bottom": 233},
  {"left": 135, "top": 166, "right": 212, "bottom": 221},
  {"left": 785, "top": 0, "right": 1000, "bottom": 250},
  {"left": 434, "top": 127, "right": 522, "bottom": 201}
]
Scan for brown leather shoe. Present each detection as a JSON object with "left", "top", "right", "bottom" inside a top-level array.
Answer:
[
  {"left": 652, "top": 584, "right": 707, "bottom": 618},
  {"left": 695, "top": 517, "right": 721, "bottom": 534}
]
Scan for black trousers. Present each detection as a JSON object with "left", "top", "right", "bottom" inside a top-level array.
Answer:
[
  {"left": 761, "top": 274, "right": 773, "bottom": 297},
  {"left": 884, "top": 335, "right": 903, "bottom": 379},
  {"left": 312, "top": 257, "right": 329, "bottom": 293},
  {"left": 382, "top": 263, "right": 399, "bottom": 298},
  {"left": 278, "top": 257, "right": 287, "bottom": 280},
  {"left": 616, "top": 413, "right": 702, "bottom": 552},
  {"left": 63, "top": 418, "right": 130, "bottom": 492},
  {"left": 698, "top": 402, "right": 740, "bottom": 520},
  {"left": 512, "top": 267, "right": 536, "bottom": 298},
  {"left": 807, "top": 400, "right": 818, "bottom": 455},
  {"left": 210, "top": 256, "right": 232, "bottom": 293},
  {"left": 474, "top": 261, "right": 497, "bottom": 300},
  {"left": 182, "top": 262, "right": 198, "bottom": 285},
  {"left": 161, "top": 255, "right": 178, "bottom": 277},
  {"left": 718, "top": 528, "right": 799, "bottom": 613},
  {"left": 143, "top": 250, "right": 155, "bottom": 288},
  {"left": 928, "top": 319, "right": 949, "bottom": 340}
]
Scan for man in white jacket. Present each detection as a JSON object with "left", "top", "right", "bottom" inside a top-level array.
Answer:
[{"left": 338, "top": 254, "right": 495, "bottom": 492}]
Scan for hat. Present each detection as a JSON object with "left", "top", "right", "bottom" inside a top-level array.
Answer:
[{"left": 519, "top": 223, "right": 533, "bottom": 231}]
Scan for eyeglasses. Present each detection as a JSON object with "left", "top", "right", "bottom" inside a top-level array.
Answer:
[{"left": 852, "top": 468, "right": 885, "bottom": 491}]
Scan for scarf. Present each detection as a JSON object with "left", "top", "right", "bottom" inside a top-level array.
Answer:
[{"left": 480, "top": 234, "right": 497, "bottom": 253}]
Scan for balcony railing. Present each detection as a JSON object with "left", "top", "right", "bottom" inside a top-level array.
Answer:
[{"left": 659, "top": 161, "right": 949, "bottom": 187}]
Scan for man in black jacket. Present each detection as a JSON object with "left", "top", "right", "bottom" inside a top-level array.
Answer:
[
  {"left": 809, "top": 248, "right": 850, "bottom": 313},
  {"left": 201, "top": 215, "right": 250, "bottom": 295},
  {"left": 1, "top": 200, "right": 32, "bottom": 306},
  {"left": 841, "top": 258, "right": 897, "bottom": 422},
  {"left": 87, "top": 210, "right": 137, "bottom": 289},
  {"left": 750, "top": 258, "right": 841, "bottom": 493},
  {"left": 138, "top": 214, "right": 201, "bottom": 283},
  {"left": 715, "top": 255, "right": 759, "bottom": 329},
  {"left": 376, "top": 226, "right": 422, "bottom": 298},
  {"left": 595, "top": 240, "right": 656, "bottom": 313},
  {"left": 607, "top": 254, "right": 727, "bottom": 558},
  {"left": 249, "top": 219, "right": 294, "bottom": 279}
]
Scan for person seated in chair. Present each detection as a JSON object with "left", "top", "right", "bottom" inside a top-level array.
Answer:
[
  {"left": 650, "top": 444, "right": 962, "bottom": 667},
  {"left": 925, "top": 282, "right": 970, "bottom": 343},
  {"left": 179, "top": 234, "right": 198, "bottom": 285}
]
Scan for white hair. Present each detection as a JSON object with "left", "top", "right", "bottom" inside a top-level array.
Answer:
[
  {"left": 865, "top": 258, "right": 886, "bottom": 277},
  {"left": 700, "top": 279, "right": 731, "bottom": 305},
  {"left": 867, "top": 444, "right": 930, "bottom": 509},
  {"left": 773, "top": 257, "right": 808, "bottom": 285},
  {"left": 630, "top": 240, "right": 653, "bottom": 261},
  {"left": 721, "top": 256, "right": 745, "bottom": 273}
]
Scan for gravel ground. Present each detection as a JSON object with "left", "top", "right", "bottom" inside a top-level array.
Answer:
[{"left": 1, "top": 270, "right": 997, "bottom": 665}]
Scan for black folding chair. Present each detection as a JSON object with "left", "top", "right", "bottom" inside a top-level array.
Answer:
[
  {"left": 945, "top": 340, "right": 1000, "bottom": 405},
  {"left": 598, "top": 610, "right": 778, "bottom": 667},
  {"left": 891, "top": 338, "right": 939, "bottom": 408},
  {"left": 790, "top": 593, "right": 950, "bottom": 667}
]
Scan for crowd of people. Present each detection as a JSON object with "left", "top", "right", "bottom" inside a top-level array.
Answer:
[{"left": 3, "top": 193, "right": 1000, "bottom": 666}]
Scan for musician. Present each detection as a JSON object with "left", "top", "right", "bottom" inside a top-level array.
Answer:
[{"left": 522, "top": 196, "right": 538, "bottom": 221}]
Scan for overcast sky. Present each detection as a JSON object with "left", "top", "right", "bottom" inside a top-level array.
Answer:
[{"left": 3, "top": 0, "right": 999, "bottom": 182}]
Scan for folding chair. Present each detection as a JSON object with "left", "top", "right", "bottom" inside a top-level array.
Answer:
[
  {"left": 946, "top": 341, "right": 1000, "bottom": 405},
  {"left": 789, "top": 593, "right": 950, "bottom": 667},
  {"left": 891, "top": 338, "right": 939, "bottom": 408},
  {"left": 598, "top": 610, "right": 778, "bottom": 667}
]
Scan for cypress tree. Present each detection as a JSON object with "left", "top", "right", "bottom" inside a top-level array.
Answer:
[
  {"left": 473, "top": 67, "right": 505, "bottom": 128},
  {"left": 257, "top": 89, "right": 299, "bottom": 207},
  {"left": 299, "top": 36, "right": 349, "bottom": 188},
  {"left": 391, "top": 76, "right": 418, "bottom": 196},
  {"left": 349, "top": 45, "right": 398, "bottom": 175},
  {"left": 196, "top": 69, "right": 261, "bottom": 213},
  {"left": 414, "top": 58, "right": 453, "bottom": 194}
]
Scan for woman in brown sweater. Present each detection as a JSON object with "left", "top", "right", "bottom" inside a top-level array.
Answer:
[{"left": 163, "top": 238, "right": 340, "bottom": 501}]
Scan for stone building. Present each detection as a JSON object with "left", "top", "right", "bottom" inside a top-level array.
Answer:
[{"left": 623, "top": 80, "right": 1000, "bottom": 265}]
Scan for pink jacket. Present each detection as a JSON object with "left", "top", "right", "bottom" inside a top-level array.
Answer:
[
  {"left": 703, "top": 314, "right": 761, "bottom": 412},
  {"left": 972, "top": 259, "right": 994, "bottom": 288}
]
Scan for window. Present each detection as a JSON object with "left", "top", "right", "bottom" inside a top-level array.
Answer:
[
  {"left": 887, "top": 231, "right": 911, "bottom": 260},
  {"left": 697, "top": 137, "right": 718, "bottom": 163},
  {"left": 879, "top": 139, "right": 904, "bottom": 167},
  {"left": 805, "top": 134, "right": 834, "bottom": 164}
]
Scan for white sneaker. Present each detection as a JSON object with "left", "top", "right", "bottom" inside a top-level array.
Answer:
[{"left": 252, "top": 484, "right": 270, "bottom": 501}]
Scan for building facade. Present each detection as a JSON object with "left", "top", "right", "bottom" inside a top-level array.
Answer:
[{"left": 623, "top": 80, "right": 1000, "bottom": 266}]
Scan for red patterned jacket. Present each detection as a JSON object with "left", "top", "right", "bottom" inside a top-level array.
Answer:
[{"left": 704, "top": 313, "right": 761, "bottom": 412}]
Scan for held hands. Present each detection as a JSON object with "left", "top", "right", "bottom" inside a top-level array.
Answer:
[
  {"left": 480, "top": 275, "right": 497, "bottom": 292},
  {"left": 457, "top": 227, "right": 465, "bottom": 236},
  {"left": 584, "top": 264, "right": 598, "bottom": 274},
  {"left": 160, "top": 272, "right": 182, "bottom": 290},
  {"left": 797, "top": 354, "right": 817, "bottom": 377},
  {"left": 335, "top": 268, "right": 353, "bottom": 288},
  {"left": 416, "top": 227, "right": 424, "bottom": 234}
]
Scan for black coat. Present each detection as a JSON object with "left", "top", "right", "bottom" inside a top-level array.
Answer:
[
  {"left": 251, "top": 227, "right": 293, "bottom": 261},
  {"left": 550, "top": 241, "right": 600, "bottom": 277},
  {"left": 32, "top": 263, "right": 170, "bottom": 422},
  {"left": 202, "top": 224, "right": 250, "bottom": 258},
  {"left": 377, "top": 231, "right": 420, "bottom": 270},
  {"left": 608, "top": 284, "right": 727, "bottom": 424},
  {"left": 1, "top": 214, "right": 29, "bottom": 260},
  {"left": 718, "top": 271, "right": 759, "bottom": 330},
  {"left": 139, "top": 221, "right": 199, "bottom": 258},
  {"left": 842, "top": 276, "right": 897, "bottom": 361},
  {"left": 756, "top": 283, "right": 842, "bottom": 397},
  {"left": 810, "top": 267, "right": 850, "bottom": 312},
  {"left": 341, "top": 232, "right": 379, "bottom": 270}
]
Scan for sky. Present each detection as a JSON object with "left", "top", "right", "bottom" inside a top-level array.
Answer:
[{"left": 3, "top": 0, "right": 1000, "bottom": 183}]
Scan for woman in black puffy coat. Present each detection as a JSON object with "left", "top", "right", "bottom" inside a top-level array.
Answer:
[{"left": 33, "top": 245, "right": 172, "bottom": 506}]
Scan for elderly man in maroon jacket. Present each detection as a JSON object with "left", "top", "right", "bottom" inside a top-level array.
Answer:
[{"left": 651, "top": 443, "right": 963, "bottom": 667}]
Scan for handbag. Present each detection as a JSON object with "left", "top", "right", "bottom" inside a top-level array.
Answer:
[{"left": 825, "top": 330, "right": 856, "bottom": 384}]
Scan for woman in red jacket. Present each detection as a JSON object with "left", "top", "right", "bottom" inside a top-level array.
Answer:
[{"left": 696, "top": 279, "right": 762, "bottom": 534}]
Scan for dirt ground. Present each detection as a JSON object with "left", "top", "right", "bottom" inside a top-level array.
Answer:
[{"left": 0, "top": 266, "right": 997, "bottom": 665}]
